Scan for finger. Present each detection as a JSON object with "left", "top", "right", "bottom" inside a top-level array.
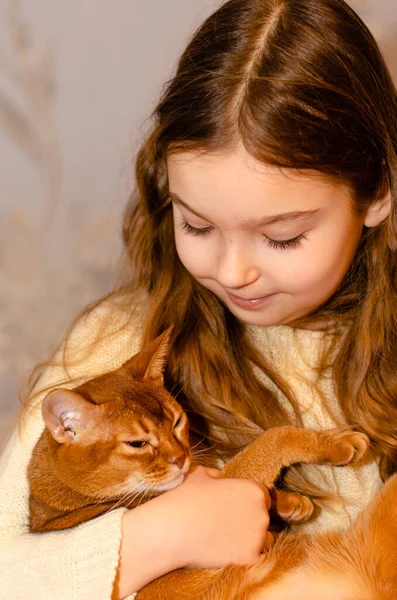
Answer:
[
  {"left": 205, "top": 467, "right": 222, "bottom": 478},
  {"left": 187, "top": 464, "right": 201, "bottom": 474},
  {"left": 256, "top": 484, "right": 272, "bottom": 511},
  {"left": 264, "top": 488, "right": 272, "bottom": 511}
]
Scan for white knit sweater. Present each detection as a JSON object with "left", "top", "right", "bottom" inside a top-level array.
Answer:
[
  {"left": 247, "top": 325, "right": 382, "bottom": 534},
  {"left": 0, "top": 299, "right": 383, "bottom": 599}
]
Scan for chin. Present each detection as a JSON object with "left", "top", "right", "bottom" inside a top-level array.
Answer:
[
  {"left": 153, "top": 472, "right": 186, "bottom": 492},
  {"left": 227, "top": 302, "right": 312, "bottom": 328},
  {"left": 228, "top": 309, "right": 286, "bottom": 327}
]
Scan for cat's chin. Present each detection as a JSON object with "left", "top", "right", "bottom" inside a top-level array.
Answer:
[{"left": 152, "top": 472, "right": 186, "bottom": 492}]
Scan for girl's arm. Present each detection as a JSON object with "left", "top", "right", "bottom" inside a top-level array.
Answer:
[{"left": 114, "top": 466, "right": 272, "bottom": 599}]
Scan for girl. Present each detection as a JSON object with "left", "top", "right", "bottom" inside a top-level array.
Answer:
[{"left": 1, "top": 0, "right": 396, "bottom": 598}]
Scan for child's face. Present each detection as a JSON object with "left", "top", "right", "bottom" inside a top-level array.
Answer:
[{"left": 167, "top": 147, "right": 367, "bottom": 327}]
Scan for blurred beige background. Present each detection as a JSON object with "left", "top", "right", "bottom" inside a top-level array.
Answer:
[{"left": 0, "top": 0, "right": 396, "bottom": 443}]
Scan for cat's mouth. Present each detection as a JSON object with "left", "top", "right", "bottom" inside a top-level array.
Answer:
[
  {"left": 149, "top": 458, "right": 191, "bottom": 492},
  {"left": 122, "top": 460, "right": 191, "bottom": 495}
]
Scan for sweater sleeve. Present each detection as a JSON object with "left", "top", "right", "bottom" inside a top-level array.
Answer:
[{"left": 0, "top": 297, "right": 143, "bottom": 600}]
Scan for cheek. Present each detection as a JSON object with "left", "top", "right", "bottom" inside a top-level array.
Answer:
[
  {"left": 276, "top": 227, "right": 360, "bottom": 294},
  {"left": 174, "top": 230, "right": 214, "bottom": 279}
]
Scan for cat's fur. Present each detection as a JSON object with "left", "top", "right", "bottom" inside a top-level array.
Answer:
[{"left": 28, "top": 330, "right": 397, "bottom": 599}]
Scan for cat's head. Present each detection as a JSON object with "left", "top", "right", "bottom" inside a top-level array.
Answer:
[{"left": 41, "top": 327, "right": 192, "bottom": 502}]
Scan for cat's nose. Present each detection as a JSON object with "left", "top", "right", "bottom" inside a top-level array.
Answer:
[{"left": 168, "top": 454, "right": 186, "bottom": 469}]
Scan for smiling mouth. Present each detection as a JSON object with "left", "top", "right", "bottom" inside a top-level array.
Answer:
[{"left": 226, "top": 291, "right": 277, "bottom": 309}]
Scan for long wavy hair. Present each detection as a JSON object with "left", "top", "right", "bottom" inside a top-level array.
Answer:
[{"left": 26, "top": 0, "right": 397, "bottom": 490}]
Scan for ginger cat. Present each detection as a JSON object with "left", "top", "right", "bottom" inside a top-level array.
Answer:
[
  {"left": 28, "top": 329, "right": 397, "bottom": 599},
  {"left": 28, "top": 330, "right": 192, "bottom": 532}
]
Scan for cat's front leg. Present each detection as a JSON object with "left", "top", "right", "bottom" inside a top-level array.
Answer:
[
  {"left": 270, "top": 489, "right": 314, "bottom": 524},
  {"left": 220, "top": 426, "right": 369, "bottom": 488}
]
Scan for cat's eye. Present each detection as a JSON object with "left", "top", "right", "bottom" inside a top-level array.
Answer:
[
  {"left": 125, "top": 441, "right": 148, "bottom": 448},
  {"left": 174, "top": 414, "right": 183, "bottom": 428}
]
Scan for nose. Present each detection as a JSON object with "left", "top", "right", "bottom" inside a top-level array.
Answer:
[
  {"left": 216, "top": 242, "right": 260, "bottom": 289},
  {"left": 168, "top": 453, "right": 187, "bottom": 469}
]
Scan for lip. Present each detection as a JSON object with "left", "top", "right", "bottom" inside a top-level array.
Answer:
[{"left": 226, "top": 291, "right": 277, "bottom": 309}]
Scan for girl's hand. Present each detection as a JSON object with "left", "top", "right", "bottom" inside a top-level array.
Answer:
[
  {"left": 114, "top": 465, "right": 272, "bottom": 599},
  {"left": 167, "top": 465, "right": 273, "bottom": 570}
]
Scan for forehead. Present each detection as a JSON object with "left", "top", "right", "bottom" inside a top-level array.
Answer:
[
  {"left": 167, "top": 148, "right": 352, "bottom": 218},
  {"left": 105, "top": 393, "right": 178, "bottom": 437}
]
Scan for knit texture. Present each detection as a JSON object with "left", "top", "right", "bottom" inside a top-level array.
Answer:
[
  {"left": 0, "top": 299, "right": 383, "bottom": 597},
  {"left": 248, "top": 324, "right": 383, "bottom": 533}
]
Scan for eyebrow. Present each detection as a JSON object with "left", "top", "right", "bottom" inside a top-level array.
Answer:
[{"left": 169, "top": 192, "right": 321, "bottom": 227}]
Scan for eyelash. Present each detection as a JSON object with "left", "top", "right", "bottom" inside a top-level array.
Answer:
[
  {"left": 265, "top": 234, "right": 306, "bottom": 250},
  {"left": 180, "top": 219, "right": 213, "bottom": 237},
  {"left": 179, "top": 218, "right": 306, "bottom": 250}
]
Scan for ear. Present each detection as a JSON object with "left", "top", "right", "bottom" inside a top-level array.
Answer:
[
  {"left": 42, "top": 388, "right": 102, "bottom": 445},
  {"left": 121, "top": 325, "right": 174, "bottom": 385},
  {"left": 364, "top": 188, "right": 392, "bottom": 228},
  {"left": 143, "top": 326, "right": 174, "bottom": 384}
]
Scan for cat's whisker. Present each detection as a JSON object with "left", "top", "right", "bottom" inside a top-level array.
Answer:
[
  {"left": 191, "top": 450, "right": 211, "bottom": 460},
  {"left": 110, "top": 492, "right": 139, "bottom": 511},
  {"left": 133, "top": 489, "right": 151, "bottom": 509},
  {"left": 110, "top": 480, "right": 155, "bottom": 511},
  {"left": 191, "top": 446, "right": 212, "bottom": 456},
  {"left": 71, "top": 464, "right": 113, "bottom": 491},
  {"left": 181, "top": 407, "right": 197, "bottom": 416},
  {"left": 108, "top": 482, "right": 149, "bottom": 511},
  {"left": 191, "top": 450, "right": 212, "bottom": 460},
  {"left": 78, "top": 465, "right": 105, "bottom": 485},
  {"left": 173, "top": 382, "right": 188, "bottom": 402},
  {"left": 169, "top": 381, "right": 182, "bottom": 397},
  {"left": 190, "top": 437, "right": 207, "bottom": 451},
  {"left": 108, "top": 480, "right": 146, "bottom": 498},
  {"left": 133, "top": 481, "right": 160, "bottom": 508}
]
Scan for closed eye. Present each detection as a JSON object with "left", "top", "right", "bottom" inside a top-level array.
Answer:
[
  {"left": 180, "top": 218, "right": 213, "bottom": 237},
  {"left": 263, "top": 233, "right": 306, "bottom": 250},
  {"left": 174, "top": 414, "right": 183, "bottom": 428},
  {"left": 124, "top": 441, "right": 148, "bottom": 448}
]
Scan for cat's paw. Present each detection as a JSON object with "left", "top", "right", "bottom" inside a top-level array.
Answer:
[
  {"left": 320, "top": 429, "right": 369, "bottom": 466},
  {"left": 271, "top": 489, "right": 314, "bottom": 523}
]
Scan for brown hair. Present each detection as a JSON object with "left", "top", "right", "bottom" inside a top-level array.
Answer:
[{"left": 26, "top": 0, "right": 397, "bottom": 487}]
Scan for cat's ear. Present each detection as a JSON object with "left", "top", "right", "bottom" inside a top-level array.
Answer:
[
  {"left": 122, "top": 325, "right": 174, "bottom": 384},
  {"left": 42, "top": 388, "right": 103, "bottom": 445},
  {"left": 144, "top": 326, "right": 174, "bottom": 384}
]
